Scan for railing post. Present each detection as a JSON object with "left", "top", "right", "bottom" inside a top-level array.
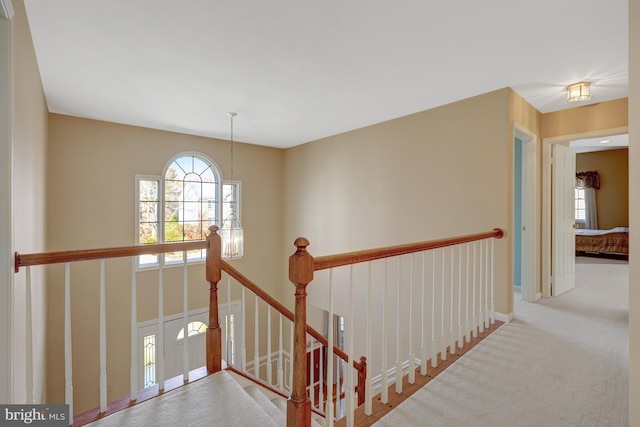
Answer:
[
  {"left": 206, "top": 226, "right": 222, "bottom": 374},
  {"left": 287, "top": 238, "right": 313, "bottom": 427}
]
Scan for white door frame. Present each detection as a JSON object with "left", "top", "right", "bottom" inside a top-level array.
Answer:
[
  {"left": 514, "top": 124, "right": 539, "bottom": 302},
  {"left": 0, "top": 9, "right": 14, "bottom": 404},
  {"left": 541, "top": 126, "right": 628, "bottom": 297}
]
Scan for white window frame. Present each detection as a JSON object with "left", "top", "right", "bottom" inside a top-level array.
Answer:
[
  {"left": 575, "top": 187, "right": 586, "bottom": 225},
  {"left": 135, "top": 152, "right": 243, "bottom": 270}
]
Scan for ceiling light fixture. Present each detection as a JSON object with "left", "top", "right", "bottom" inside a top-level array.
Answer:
[
  {"left": 567, "top": 81, "right": 591, "bottom": 102},
  {"left": 600, "top": 140, "right": 610, "bottom": 144},
  {"left": 220, "top": 112, "right": 244, "bottom": 259}
]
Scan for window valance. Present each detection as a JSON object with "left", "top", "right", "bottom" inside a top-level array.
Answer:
[{"left": 576, "top": 170, "right": 600, "bottom": 189}]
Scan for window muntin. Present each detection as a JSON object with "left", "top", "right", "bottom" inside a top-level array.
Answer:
[
  {"left": 136, "top": 152, "right": 240, "bottom": 269},
  {"left": 575, "top": 187, "right": 586, "bottom": 223}
]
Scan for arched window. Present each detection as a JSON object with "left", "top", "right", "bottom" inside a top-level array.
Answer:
[
  {"left": 176, "top": 321, "right": 207, "bottom": 340},
  {"left": 136, "top": 152, "right": 241, "bottom": 267}
]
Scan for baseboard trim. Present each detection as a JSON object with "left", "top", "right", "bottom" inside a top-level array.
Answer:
[
  {"left": 534, "top": 293, "right": 542, "bottom": 301},
  {"left": 495, "top": 312, "right": 513, "bottom": 323}
]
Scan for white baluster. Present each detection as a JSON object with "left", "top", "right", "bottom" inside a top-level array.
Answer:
[
  {"left": 278, "top": 314, "right": 283, "bottom": 390},
  {"left": 485, "top": 239, "right": 490, "bottom": 328},
  {"left": 327, "top": 269, "right": 335, "bottom": 426},
  {"left": 395, "top": 257, "right": 402, "bottom": 394},
  {"left": 318, "top": 345, "right": 324, "bottom": 411},
  {"left": 226, "top": 275, "right": 232, "bottom": 364},
  {"left": 347, "top": 265, "right": 355, "bottom": 427},
  {"left": 450, "top": 247, "right": 455, "bottom": 355},
  {"left": 420, "top": 252, "right": 427, "bottom": 376},
  {"left": 408, "top": 255, "right": 415, "bottom": 384},
  {"left": 381, "top": 260, "right": 389, "bottom": 403},
  {"left": 465, "top": 244, "right": 470, "bottom": 343},
  {"left": 241, "top": 288, "right": 247, "bottom": 371},
  {"left": 458, "top": 245, "right": 463, "bottom": 349},
  {"left": 430, "top": 251, "right": 437, "bottom": 368},
  {"left": 490, "top": 238, "right": 496, "bottom": 324},
  {"left": 441, "top": 249, "right": 446, "bottom": 361},
  {"left": 157, "top": 267, "right": 164, "bottom": 390},
  {"left": 365, "top": 262, "right": 373, "bottom": 415},
  {"left": 254, "top": 294, "right": 259, "bottom": 378},
  {"left": 182, "top": 254, "right": 189, "bottom": 380},
  {"left": 130, "top": 258, "right": 138, "bottom": 401},
  {"left": 472, "top": 242, "right": 477, "bottom": 338},
  {"left": 267, "top": 306, "right": 272, "bottom": 385},
  {"left": 64, "top": 263, "right": 74, "bottom": 425},
  {"left": 26, "top": 266, "right": 33, "bottom": 403},
  {"left": 289, "top": 322, "right": 294, "bottom": 392},
  {"left": 99, "top": 259, "right": 107, "bottom": 412},
  {"left": 479, "top": 241, "right": 484, "bottom": 334},
  {"left": 309, "top": 335, "right": 315, "bottom": 410}
]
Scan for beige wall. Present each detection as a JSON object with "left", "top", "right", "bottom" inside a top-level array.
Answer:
[
  {"left": 629, "top": 0, "right": 639, "bottom": 424},
  {"left": 576, "top": 149, "right": 629, "bottom": 230},
  {"left": 45, "top": 114, "right": 285, "bottom": 411},
  {"left": 10, "top": 0, "right": 49, "bottom": 404},
  {"left": 284, "top": 88, "right": 513, "bottom": 319},
  {"left": 541, "top": 98, "right": 628, "bottom": 140}
]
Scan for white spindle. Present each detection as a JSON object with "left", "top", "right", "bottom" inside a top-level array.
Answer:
[
  {"left": 490, "top": 238, "right": 496, "bottom": 324},
  {"left": 254, "top": 294, "right": 259, "bottom": 378},
  {"left": 309, "top": 335, "right": 315, "bottom": 409},
  {"left": 441, "top": 249, "right": 446, "bottom": 361},
  {"left": 64, "top": 263, "right": 74, "bottom": 425},
  {"left": 465, "top": 244, "right": 470, "bottom": 343},
  {"left": 99, "top": 259, "right": 107, "bottom": 412},
  {"left": 430, "top": 250, "right": 437, "bottom": 368},
  {"left": 450, "top": 247, "right": 455, "bottom": 354},
  {"left": 25, "top": 266, "right": 33, "bottom": 403},
  {"left": 395, "top": 258, "right": 402, "bottom": 394},
  {"left": 241, "top": 288, "right": 247, "bottom": 371},
  {"left": 408, "top": 255, "right": 415, "bottom": 384},
  {"left": 327, "top": 269, "right": 335, "bottom": 425},
  {"left": 278, "top": 314, "right": 284, "bottom": 390},
  {"left": 485, "top": 239, "right": 490, "bottom": 328},
  {"left": 289, "top": 322, "right": 294, "bottom": 392},
  {"left": 472, "top": 242, "right": 477, "bottom": 338},
  {"left": 458, "top": 245, "right": 463, "bottom": 349},
  {"left": 479, "top": 241, "right": 484, "bottom": 334},
  {"left": 420, "top": 252, "right": 427, "bottom": 376},
  {"left": 365, "top": 261, "right": 373, "bottom": 415},
  {"left": 226, "top": 275, "right": 232, "bottom": 364},
  {"left": 157, "top": 267, "right": 165, "bottom": 390},
  {"left": 130, "top": 258, "right": 138, "bottom": 401},
  {"left": 267, "top": 306, "right": 272, "bottom": 385},
  {"left": 318, "top": 344, "right": 324, "bottom": 410},
  {"left": 381, "top": 260, "right": 389, "bottom": 403},
  {"left": 182, "top": 254, "right": 189, "bottom": 379},
  {"left": 346, "top": 266, "right": 355, "bottom": 427}
]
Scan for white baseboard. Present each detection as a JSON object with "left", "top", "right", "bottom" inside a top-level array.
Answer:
[
  {"left": 495, "top": 312, "right": 513, "bottom": 323},
  {"left": 534, "top": 293, "right": 542, "bottom": 301}
]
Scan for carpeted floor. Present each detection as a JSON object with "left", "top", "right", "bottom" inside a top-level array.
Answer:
[{"left": 373, "top": 257, "right": 629, "bottom": 427}]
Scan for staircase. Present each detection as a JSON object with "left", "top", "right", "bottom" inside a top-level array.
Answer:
[{"left": 86, "top": 370, "right": 324, "bottom": 427}]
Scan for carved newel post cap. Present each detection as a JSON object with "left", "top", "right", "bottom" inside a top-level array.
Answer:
[
  {"left": 208, "top": 225, "right": 220, "bottom": 235},
  {"left": 493, "top": 228, "right": 504, "bottom": 239},
  {"left": 293, "top": 237, "right": 310, "bottom": 253}
]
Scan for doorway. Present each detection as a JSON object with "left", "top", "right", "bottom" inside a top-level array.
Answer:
[{"left": 514, "top": 125, "right": 538, "bottom": 303}]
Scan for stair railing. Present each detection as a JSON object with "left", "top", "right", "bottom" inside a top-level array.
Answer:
[{"left": 287, "top": 228, "right": 504, "bottom": 427}]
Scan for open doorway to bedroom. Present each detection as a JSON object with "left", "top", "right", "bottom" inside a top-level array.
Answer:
[{"left": 542, "top": 130, "right": 629, "bottom": 298}]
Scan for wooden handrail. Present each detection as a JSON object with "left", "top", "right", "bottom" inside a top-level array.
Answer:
[
  {"left": 14, "top": 240, "right": 208, "bottom": 272},
  {"left": 222, "top": 260, "right": 360, "bottom": 371},
  {"left": 313, "top": 228, "right": 504, "bottom": 271}
]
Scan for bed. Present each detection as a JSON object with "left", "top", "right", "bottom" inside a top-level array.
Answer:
[{"left": 575, "top": 227, "right": 629, "bottom": 257}]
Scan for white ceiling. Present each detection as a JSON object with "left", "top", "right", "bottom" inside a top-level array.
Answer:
[
  {"left": 23, "top": 0, "right": 629, "bottom": 149},
  {"left": 570, "top": 133, "right": 629, "bottom": 153}
]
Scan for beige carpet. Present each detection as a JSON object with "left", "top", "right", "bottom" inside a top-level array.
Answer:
[{"left": 373, "top": 257, "right": 629, "bottom": 427}]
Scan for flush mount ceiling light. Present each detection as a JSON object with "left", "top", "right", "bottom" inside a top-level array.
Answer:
[
  {"left": 567, "top": 81, "right": 591, "bottom": 102},
  {"left": 600, "top": 140, "right": 610, "bottom": 144}
]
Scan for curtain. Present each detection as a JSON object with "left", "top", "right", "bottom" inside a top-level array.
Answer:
[{"left": 576, "top": 171, "right": 599, "bottom": 229}]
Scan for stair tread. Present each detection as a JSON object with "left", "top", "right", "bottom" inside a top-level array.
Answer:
[
  {"left": 87, "top": 371, "right": 278, "bottom": 427},
  {"left": 244, "top": 385, "right": 286, "bottom": 425}
]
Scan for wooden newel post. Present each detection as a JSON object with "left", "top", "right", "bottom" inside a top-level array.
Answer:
[
  {"left": 357, "top": 356, "right": 367, "bottom": 406},
  {"left": 206, "top": 225, "right": 222, "bottom": 374},
  {"left": 287, "top": 238, "right": 314, "bottom": 427}
]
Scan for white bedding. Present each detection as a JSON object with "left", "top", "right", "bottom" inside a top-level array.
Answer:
[{"left": 575, "top": 227, "right": 629, "bottom": 236}]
